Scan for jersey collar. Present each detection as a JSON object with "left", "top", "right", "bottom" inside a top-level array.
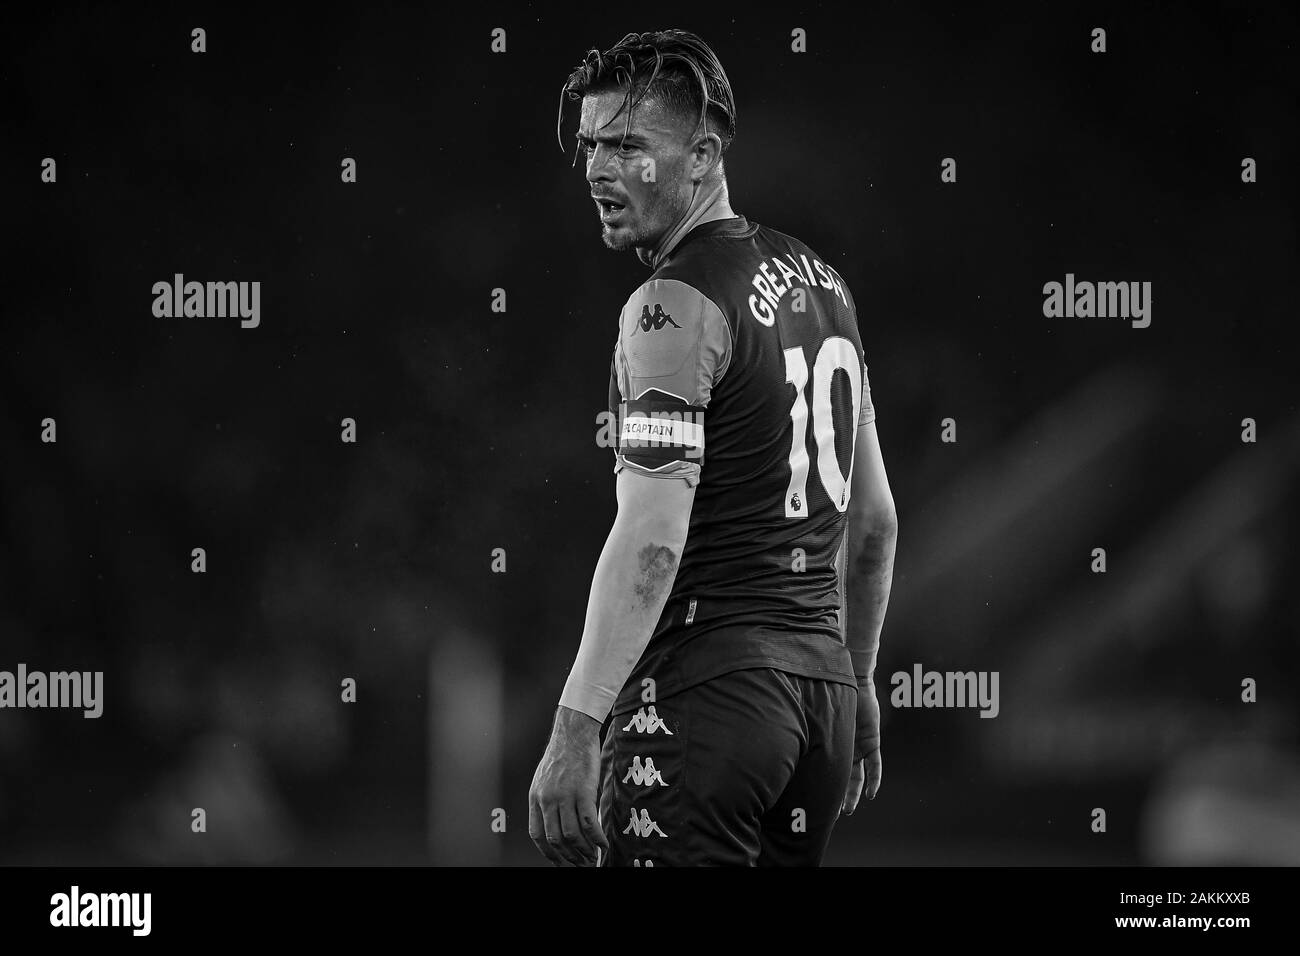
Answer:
[{"left": 639, "top": 180, "right": 745, "bottom": 270}]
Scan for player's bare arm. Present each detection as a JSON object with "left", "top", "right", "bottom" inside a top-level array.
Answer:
[
  {"left": 528, "top": 469, "right": 696, "bottom": 865},
  {"left": 841, "top": 420, "right": 898, "bottom": 815}
]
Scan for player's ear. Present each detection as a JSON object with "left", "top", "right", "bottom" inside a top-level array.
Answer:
[{"left": 690, "top": 131, "right": 723, "bottom": 183}]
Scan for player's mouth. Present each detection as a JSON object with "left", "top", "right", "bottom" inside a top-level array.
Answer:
[{"left": 595, "top": 198, "right": 627, "bottom": 222}]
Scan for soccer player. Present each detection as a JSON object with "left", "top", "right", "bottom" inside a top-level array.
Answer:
[{"left": 528, "top": 29, "right": 898, "bottom": 867}]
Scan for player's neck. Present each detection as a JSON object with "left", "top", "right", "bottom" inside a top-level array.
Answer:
[{"left": 639, "top": 179, "right": 735, "bottom": 269}]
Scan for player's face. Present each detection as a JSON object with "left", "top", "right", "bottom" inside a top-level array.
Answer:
[{"left": 578, "top": 91, "right": 694, "bottom": 252}]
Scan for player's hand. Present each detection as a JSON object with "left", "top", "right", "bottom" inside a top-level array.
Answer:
[
  {"left": 528, "top": 706, "right": 609, "bottom": 866},
  {"left": 842, "top": 680, "right": 882, "bottom": 815}
]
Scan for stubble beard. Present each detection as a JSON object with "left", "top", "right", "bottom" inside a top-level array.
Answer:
[
  {"left": 601, "top": 183, "right": 689, "bottom": 254},
  {"left": 601, "top": 221, "right": 638, "bottom": 251}
]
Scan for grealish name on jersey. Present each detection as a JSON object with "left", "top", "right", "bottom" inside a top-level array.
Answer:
[{"left": 748, "top": 253, "right": 849, "bottom": 326}]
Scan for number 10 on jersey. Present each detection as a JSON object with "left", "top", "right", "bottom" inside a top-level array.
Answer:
[{"left": 783, "top": 337, "right": 863, "bottom": 518}]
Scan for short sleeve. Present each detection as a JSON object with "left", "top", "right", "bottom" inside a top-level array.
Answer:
[
  {"left": 858, "top": 363, "right": 876, "bottom": 426},
  {"left": 609, "top": 278, "right": 733, "bottom": 485}
]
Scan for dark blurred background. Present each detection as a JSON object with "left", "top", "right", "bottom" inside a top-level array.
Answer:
[{"left": 1, "top": 3, "right": 1296, "bottom": 865}]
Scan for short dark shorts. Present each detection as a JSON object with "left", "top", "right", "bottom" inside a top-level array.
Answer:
[{"left": 599, "top": 667, "right": 856, "bottom": 867}]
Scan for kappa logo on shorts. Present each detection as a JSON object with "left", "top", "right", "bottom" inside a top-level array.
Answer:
[
  {"left": 621, "top": 706, "right": 673, "bottom": 735},
  {"left": 622, "top": 756, "right": 669, "bottom": 787},
  {"left": 632, "top": 303, "right": 681, "bottom": 334},
  {"left": 622, "top": 807, "right": 668, "bottom": 838},
  {"left": 633, "top": 859, "right": 655, "bottom": 867}
]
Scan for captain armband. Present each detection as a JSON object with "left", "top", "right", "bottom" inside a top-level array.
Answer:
[{"left": 616, "top": 390, "right": 706, "bottom": 474}]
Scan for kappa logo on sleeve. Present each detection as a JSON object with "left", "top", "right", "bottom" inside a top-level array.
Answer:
[
  {"left": 622, "top": 808, "right": 668, "bottom": 838},
  {"left": 621, "top": 705, "right": 674, "bottom": 735},
  {"left": 632, "top": 303, "right": 681, "bottom": 334}
]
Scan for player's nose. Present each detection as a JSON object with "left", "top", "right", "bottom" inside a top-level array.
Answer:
[{"left": 585, "top": 149, "right": 616, "bottom": 185}]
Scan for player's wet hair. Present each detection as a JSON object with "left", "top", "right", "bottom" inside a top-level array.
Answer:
[{"left": 558, "top": 29, "right": 736, "bottom": 167}]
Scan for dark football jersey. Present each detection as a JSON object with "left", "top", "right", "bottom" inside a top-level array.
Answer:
[{"left": 608, "top": 215, "right": 875, "bottom": 715}]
